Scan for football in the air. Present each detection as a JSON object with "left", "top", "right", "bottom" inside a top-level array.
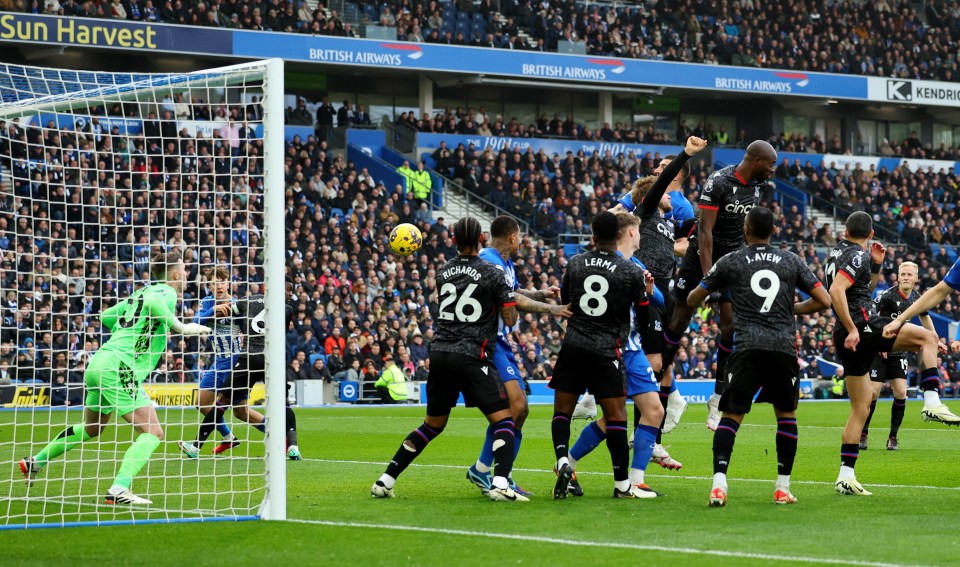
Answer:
[{"left": 389, "top": 223, "right": 423, "bottom": 256}]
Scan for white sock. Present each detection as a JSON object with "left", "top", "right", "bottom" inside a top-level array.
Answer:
[
  {"left": 712, "top": 472, "right": 727, "bottom": 491},
  {"left": 923, "top": 390, "right": 941, "bottom": 407},
  {"left": 492, "top": 476, "right": 509, "bottom": 490},
  {"left": 378, "top": 473, "right": 396, "bottom": 489},
  {"left": 557, "top": 456, "right": 570, "bottom": 470},
  {"left": 837, "top": 465, "right": 856, "bottom": 482},
  {"left": 668, "top": 389, "right": 684, "bottom": 405},
  {"left": 776, "top": 475, "right": 791, "bottom": 491},
  {"left": 629, "top": 468, "right": 645, "bottom": 486},
  {"left": 614, "top": 479, "right": 630, "bottom": 492},
  {"left": 223, "top": 433, "right": 236, "bottom": 442},
  {"left": 474, "top": 460, "right": 492, "bottom": 474},
  {"left": 568, "top": 456, "right": 579, "bottom": 470}
]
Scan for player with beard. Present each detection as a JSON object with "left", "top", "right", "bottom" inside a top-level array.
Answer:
[{"left": 661, "top": 141, "right": 777, "bottom": 431}]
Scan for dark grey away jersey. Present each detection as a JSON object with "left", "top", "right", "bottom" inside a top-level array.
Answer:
[
  {"left": 430, "top": 255, "right": 516, "bottom": 360},
  {"left": 701, "top": 244, "right": 822, "bottom": 355},
  {"left": 561, "top": 249, "right": 648, "bottom": 358},
  {"left": 824, "top": 239, "right": 874, "bottom": 322}
]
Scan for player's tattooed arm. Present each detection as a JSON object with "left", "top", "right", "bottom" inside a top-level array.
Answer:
[
  {"left": 514, "top": 292, "right": 572, "bottom": 317},
  {"left": 501, "top": 304, "right": 519, "bottom": 328}
]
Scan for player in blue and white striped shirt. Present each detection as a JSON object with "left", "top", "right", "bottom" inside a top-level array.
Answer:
[
  {"left": 178, "top": 266, "right": 243, "bottom": 457},
  {"left": 465, "top": 216, "right": 572, "bottom": 498},
  {"left": 564, "top": 212, "right": 667, "bottom": 498}
]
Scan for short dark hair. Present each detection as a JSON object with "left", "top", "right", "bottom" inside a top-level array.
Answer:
[
  {"left": 490, "top": 215, "right": 520, "bottom": 239},
  {"left": 151, "top": 251, "right": 182, "bottom": 280},
  {"left": 663, "top": 155, "right": 691, "bottom": 180},
  {"left": 745, "top": 207, "right": 775, "bottom": 239},
  {"left": 453, "top": 216, "right": 483, "bottom": 251},
  {"left": 591, "top": 212, "right": 619, "bottom": 244},
  {"left": 846, "top": 211, "right": 873, "bottom": 238}
]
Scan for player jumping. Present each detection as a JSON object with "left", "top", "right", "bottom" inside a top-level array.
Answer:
[
  {"left": 662, "top": 141, "right": 777, "bottom": 431},
  {"left": 19, "top": 252, "right": 212, "bottom": 505},
  {"left": 688, "top": 207, "right": 831, "bottom": 507}
]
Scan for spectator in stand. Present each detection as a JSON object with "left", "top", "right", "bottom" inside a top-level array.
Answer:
[
  {"left": 305, "top": 357, "right": 333, "bottom": 382},
  {"left": 324, "top": 328, "right": 346, "bottom": 355}
]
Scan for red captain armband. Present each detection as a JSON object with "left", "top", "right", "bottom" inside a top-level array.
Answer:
[
  {"left": 502, "top": 301, "right": 516, "bottom": 308},
  {"left": 837, "top": 269, "right": 855, "bottom": 284},
  {"left": 699, "top": 204, "right": 719, "bottom": 211}
]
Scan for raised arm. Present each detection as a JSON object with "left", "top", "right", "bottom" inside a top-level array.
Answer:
[{"left": 640, "top": 137, "right": 707, "bottom": 216}]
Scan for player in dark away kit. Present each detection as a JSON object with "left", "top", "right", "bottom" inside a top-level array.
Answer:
[
  {"left": 662, "top": 141, "right": 778, "bottom": 431},
  {"left": 688, "top": 207, "right": 831, "bottom": 507}
]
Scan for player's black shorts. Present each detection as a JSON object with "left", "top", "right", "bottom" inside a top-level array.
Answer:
[
  {"left": 720, "top": 350, "right": 800, "bottom": 414},
  {"left": 833, "top": 317, "right": 896, "bottom": 377},
  {"left": 549, "top": 343, "right": 626, "bottom": 399},
  {"left": 673, "top": 248, "right": 732, "bottom": 304},
  {"left": 227, "top": 352, "right": 265, "bottom": 403},
  {"left": 870, "top": 355, "right": 908, "bottom": 383},
  {"left": 425, "top": 351, "right": 509, "bottom": 416},
  {"left": 641, "top": 282, "right": 673, "bottom": 355}
]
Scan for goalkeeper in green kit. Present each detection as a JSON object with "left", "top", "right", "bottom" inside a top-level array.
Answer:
[{"left": 19, "top": 252, "right": 212, "bottom": 505}]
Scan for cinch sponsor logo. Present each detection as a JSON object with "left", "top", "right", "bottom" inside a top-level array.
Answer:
[
  {"left": 522, "top": 58, "right": 625, "bottom": 81},
  {"left": 725, "top": 202, "right": 755, "bottom": 214},
  {"left": 714, "top": 72, "right": 809, "bottom": 93}
]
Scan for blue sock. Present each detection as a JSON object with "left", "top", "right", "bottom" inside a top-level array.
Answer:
[
  {"left": 477, "top": 424, "right": 495, "bottom": 468},
  {"left": 216, "top": 414, "right": 232, "bottom": 438},
  {"left": 631, "top": 424, "right": 659, "bottom": 471},
  {"left": 570, "top": 421, "right": 606, "bottom": 462}
]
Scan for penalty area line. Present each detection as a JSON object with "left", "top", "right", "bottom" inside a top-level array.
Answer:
[{"left": 287, "top": 518, "right": 924, "bottom": 567}]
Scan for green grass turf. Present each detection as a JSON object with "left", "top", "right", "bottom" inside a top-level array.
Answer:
[{"left": 2, "top": 400, "right": 960, "bottom": 566}]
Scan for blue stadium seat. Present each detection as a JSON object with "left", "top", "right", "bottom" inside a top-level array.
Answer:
[
  {"left": 309, "top": 353, "right": 327, "bottom": 367},
  {"left": 455, "top": 20, "right": 470, "bottom": 35},
  {"left": 563, "top": 243, "right": 582, "bottom": 257},
  {"left": 472, "top": 12, "right": 485, "bottom": 23},
  {"left": 330, "top": 208, "right": 345, "bottom": 223},
  {"left": 471, "top": 21, "right": 486, "bottom": 36}
]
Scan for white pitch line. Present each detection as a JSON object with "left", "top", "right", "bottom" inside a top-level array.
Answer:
[
  {"left": 306, "top": 458, "right": 960, "bottom": 492},
  {"left": 287, "top": 518, "right": 927, "bottom": 567},
  {"left": 298, "top": 415, "right": 960, "bottom": 433}
]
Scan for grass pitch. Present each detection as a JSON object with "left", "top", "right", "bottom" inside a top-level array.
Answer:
[{"left": 3, "top": 401, "right": 960, "bottom": 566}]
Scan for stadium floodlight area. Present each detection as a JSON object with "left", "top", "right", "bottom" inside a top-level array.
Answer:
[{"left": 0, "top": 59, "right": 287, "bottom": 528}]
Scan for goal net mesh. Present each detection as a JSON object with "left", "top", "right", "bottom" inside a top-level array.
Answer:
[{"left": 0, "top": 60, "right": 283, "bottom": 527}]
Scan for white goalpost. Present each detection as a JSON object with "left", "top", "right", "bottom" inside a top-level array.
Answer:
[{"left": 0, "top": 58, "right": 286, "bottom": 528}]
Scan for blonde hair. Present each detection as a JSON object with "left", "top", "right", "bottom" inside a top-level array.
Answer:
[
  {"left": 899, "top": 261, "right": 918, "bottom": 274},
  {"left": 615, "top": 211, "right": 640, "bottom": 229}
]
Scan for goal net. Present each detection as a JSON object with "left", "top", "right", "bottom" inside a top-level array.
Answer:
[{"left": 0, "top": 59, "right": 287, "bottom": 528}]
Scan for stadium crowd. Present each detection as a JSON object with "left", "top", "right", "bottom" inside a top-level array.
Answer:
[
  {"left": 3, "top": 98, "right": 960, "bottom": 402},
  {"left": 19, "top": 0, "right": 960, "bottom": 84}
]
